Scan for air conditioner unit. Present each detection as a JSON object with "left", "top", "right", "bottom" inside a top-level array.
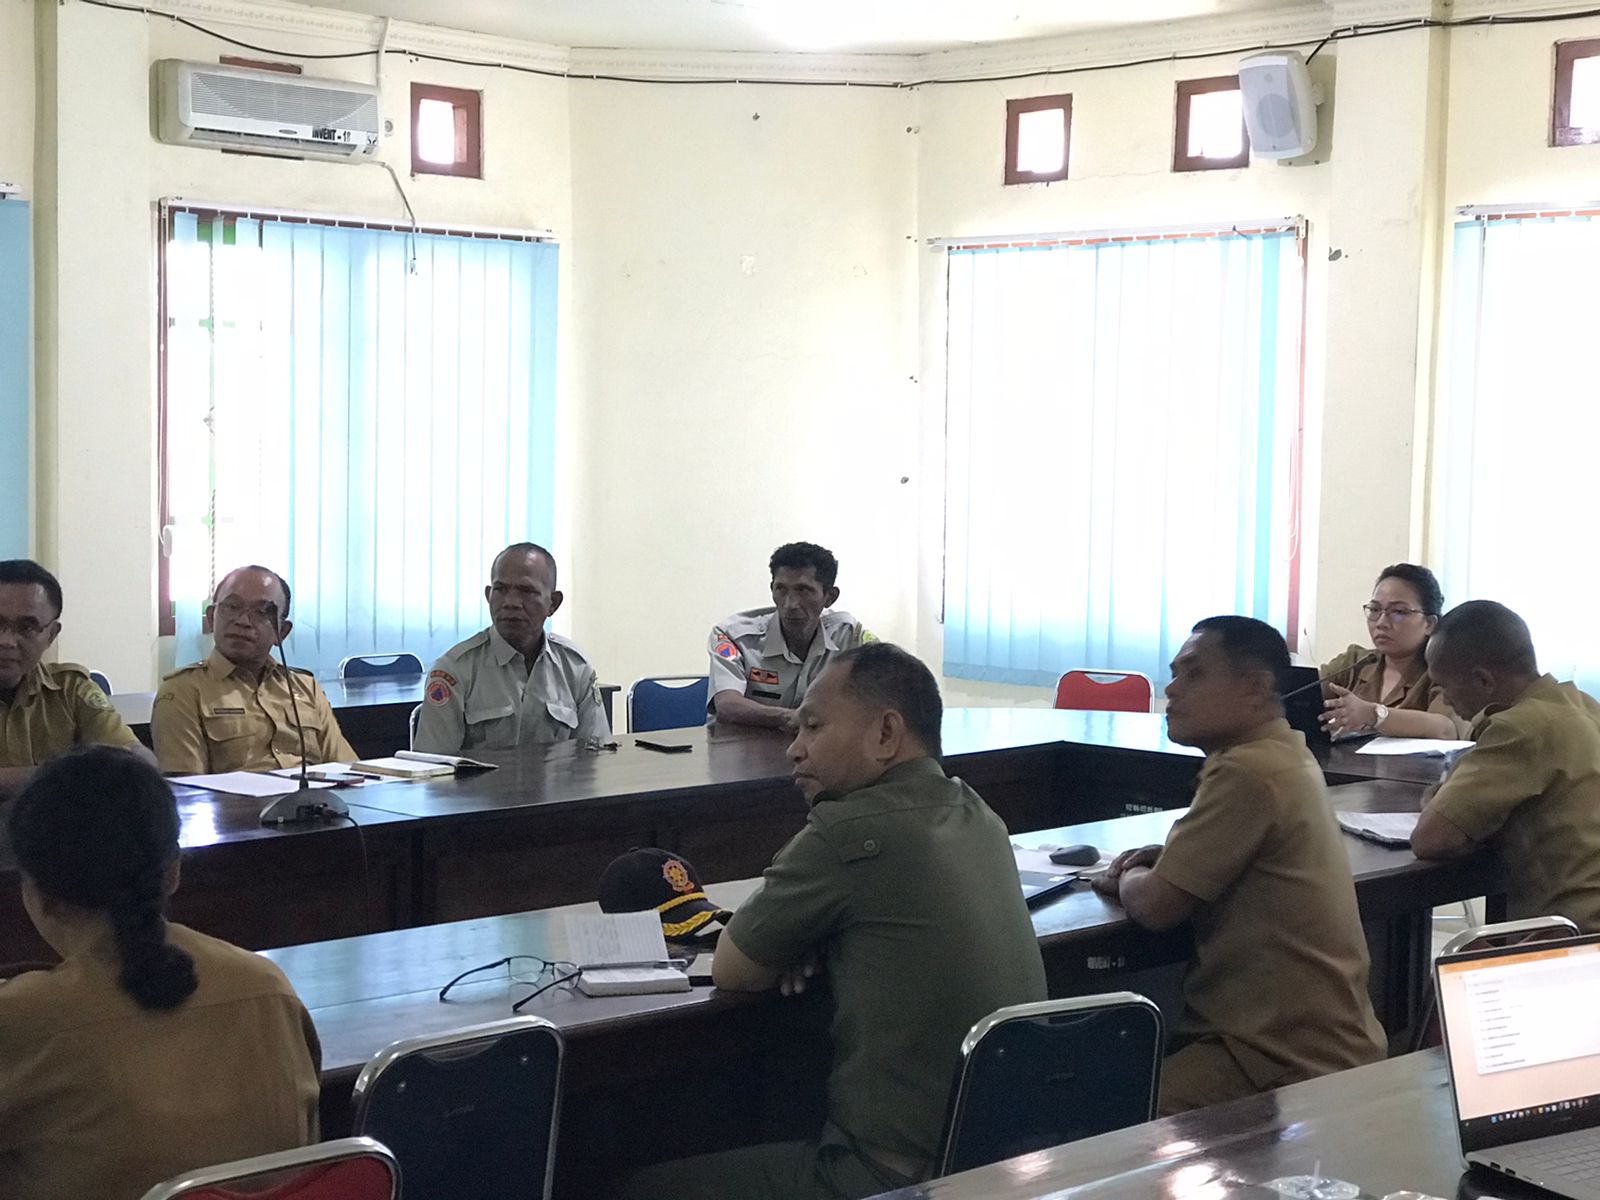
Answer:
[{"left": 156, "top": 59, "right": 382, "bottom": 161}]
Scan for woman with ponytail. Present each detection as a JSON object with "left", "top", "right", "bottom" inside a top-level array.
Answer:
[{"left": 0, "top": 745, "right": 320, "bottom": 1200}]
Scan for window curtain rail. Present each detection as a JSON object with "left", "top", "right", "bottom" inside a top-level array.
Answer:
[
  {"left": 928, "top": 216, "right": 1304, "bottom": 251},
  {"left": 159, "top": 198, "right": 557, "bottom": 244}
]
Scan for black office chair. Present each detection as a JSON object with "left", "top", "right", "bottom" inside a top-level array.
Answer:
[
  {"left": 936, "top": 992, "right": 1164, "bottom": 1178},
  {"left": 338, "top": 653, "right": 425, "bottom": 680},
  {"left": 352, "top": 1015, "right": 564, "bottom": 1200}
]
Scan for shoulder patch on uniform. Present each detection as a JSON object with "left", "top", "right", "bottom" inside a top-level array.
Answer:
[
  {"left": 714, "top": 636, "right": 741, "bottom": 661},
  {"left": 426, "top": 676, "right": 455, "bottom": 706},
  {"left": 860, "top": 627, "right": 877, "bottom": 643},
  {"left": 428, "top": 668, "right": 458, "bottom": 688}
]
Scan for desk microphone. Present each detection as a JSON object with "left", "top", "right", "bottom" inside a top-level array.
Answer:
[
  {"left": 260, "top": 605, "right": 349, "bottom": 826},
  {"left": 1280, "top": 652, "right": 1378, "bottom": 702}
]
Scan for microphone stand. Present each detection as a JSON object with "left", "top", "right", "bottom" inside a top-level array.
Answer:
[{"left": 260, "top": 607, "right": 348, "bottom": 825}]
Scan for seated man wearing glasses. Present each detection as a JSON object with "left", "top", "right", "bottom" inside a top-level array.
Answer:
[
  {"left": 152, "top": 565, "right": 357, "bottom": 774},
  {"left": 0, "top": 559, "right": 146, "bottom": 796},
  {"left": 1318, "top": 563, "right": 1466, "bottom": 740}
]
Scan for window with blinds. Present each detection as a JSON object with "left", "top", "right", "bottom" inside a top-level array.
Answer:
[{"left": 158, "top": 206, "right": 558, "bottom": 675}]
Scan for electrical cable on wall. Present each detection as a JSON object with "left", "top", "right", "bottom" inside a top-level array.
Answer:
[{"left": 73, "top": 0, "right": 1600, "bottom": 89}]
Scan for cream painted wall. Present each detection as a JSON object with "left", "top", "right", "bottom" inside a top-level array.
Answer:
[
  {"left": 34, "top": 2, "right": 572, "bottom": 689},
  {"left": 567, "top": 82, "right": 919, "bottom": 692},
  {"left": 0, "top": 0, "right": 32, "bottom": 189}
]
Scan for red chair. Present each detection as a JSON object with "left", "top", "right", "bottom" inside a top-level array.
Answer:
[
  {"left": 137, "top": 1138, "right": 398, "bottom": 1200},
  {"left": 1053, "top": 669, "right": 1153, "bottom": 714}
]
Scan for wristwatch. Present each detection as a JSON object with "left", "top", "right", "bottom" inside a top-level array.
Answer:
[{"left": 1373, "top": 704, "right": 1390, "bottom": 732}]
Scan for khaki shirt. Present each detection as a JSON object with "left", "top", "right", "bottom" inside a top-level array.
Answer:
[
  {"left": 1427, "top": 675, "right": 1600, "bottom": 931},
  {"left": 727, "top": 757, "right": 1046, "bottom": 1178},
  {"left": 0, "top": 662, "right": 139, "bottom": 767},
  {"left": 413, "top": 626, "right": 608, "bottom": 754},
  {"left": 1152, "top": 719, "right": 1387, "bottom": 1089},
  {"left": 0, "top": 922, "right": 321, "bottom": 1200},
  {"left": 151, "top": 649, "right": 358, "bottom": 774},
  {"left": 708, "top": 608, "right": 870, "bottom": 712},
  {"left": 1320, "top": 644, "right": 1469, "bottom": 737}
]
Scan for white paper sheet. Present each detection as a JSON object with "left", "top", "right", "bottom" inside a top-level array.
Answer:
[
  {"left": 1355, "top": 737, "right": 1475, "bottom": 756},
  {"left": 171, "top": 771, "right": 334, "bottom": 797},
  {"left": 1336, "top": 811, "right": 1420, "bottom": 843},
  {"left": 567, "top": 911, "right": 671, "bottom": 967}
]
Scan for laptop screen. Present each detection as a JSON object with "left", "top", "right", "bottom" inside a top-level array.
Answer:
[{"left": 1437, "top": 936, "right": 1600, "bottom": 1151}]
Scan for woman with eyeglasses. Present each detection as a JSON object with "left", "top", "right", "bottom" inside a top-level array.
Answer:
[
  {"left": 0, "top": 745, "right": 320, "bottom": 1200},
  {"left": 1319, "top": 563, "right": 1468, "bottom": 740}
]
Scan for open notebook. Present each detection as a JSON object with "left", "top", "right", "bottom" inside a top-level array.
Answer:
[{"left": 568, "top": 911, "right": 691, "bottom": 997}]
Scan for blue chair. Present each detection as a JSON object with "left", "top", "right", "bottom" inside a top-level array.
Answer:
[
  {"left": 627, "top": 675, "right": 711, "bottom": 733},
  {"left": 352, "top": 1016, "right": 564, "bottom": 1200},
  {"left": 89, "top": 670, "right": 112, "bottom": 695},
  {"left": 937, "top": 993, "right": 1164, "bottom": 1177},
  {"left": 408, "top": 703, "right": 422, "bottom": 750},
  {"left": 338, "top": 653, "right": 424, "bottom": 680}
]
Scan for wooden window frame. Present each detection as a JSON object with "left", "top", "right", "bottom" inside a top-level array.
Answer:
[
  {"left": 1553, "top": 38, "right": 1600, "bottom": 148},
  {"left": 411, "top": 82, "right": 483, "bottom": 178},
  {"left": 1004, "top": 94, "right": 1072, "bottom": 185},
  {"left": 1173, "top": 76, "right": 1250, "bottom": 172}
]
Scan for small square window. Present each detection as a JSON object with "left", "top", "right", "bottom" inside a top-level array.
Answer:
[
  {"left": 411, "top": 83, "right": 482, "bottom": 178},
  {"left": 1174, "top": 76, "right": 1250, "bottom": 172},
  {"left": 1005, "top": 95, "right": 1072, "bottom": 185},
  {"left": 1554, "top": 39, "right": 1600, "bottom": 147}
]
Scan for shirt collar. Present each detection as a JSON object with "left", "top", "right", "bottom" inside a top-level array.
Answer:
[
  {"left": 761, "top": 610, "right": 837, "bottom": 664},
  {"left": 1207, "top": 716, "right": 1295, "bottom": 756},
  {"left": 206, "top": 646, "right": 281, "bottom": 684},
  {"left": 810, "top": 755, "right": 946, "bottom": 806},
  {"left": 1472, "top": 673, "right": 1561, "bottom": 735},
  {"left": 488, "top": 624, "right": 549, "bottom": 669},
  {"left": 4, "top": 662, "right": 58, "bottom": 705}
]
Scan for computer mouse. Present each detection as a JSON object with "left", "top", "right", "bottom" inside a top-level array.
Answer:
[{"left": 1048, "top": 844, "right": 1100, "bottom": 867}]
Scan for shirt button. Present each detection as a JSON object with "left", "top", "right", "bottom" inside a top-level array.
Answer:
[{"left": 863, "top": 839, "right": 878, "bottom": 853}]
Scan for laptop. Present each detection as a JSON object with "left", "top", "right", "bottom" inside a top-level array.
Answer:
[
  {"left": 1436, "top": 933, "right": 1600, "bottom": 1198},
  {"left": 1017, "top": 870, "right": 1078, "bottom": 909},
  {"left": 1280, "top": 665, "right": 1331, "bottom": 748}
]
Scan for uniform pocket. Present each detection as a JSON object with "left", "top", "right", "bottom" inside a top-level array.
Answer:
[
  {"left": 545, "top": 702, "right": 578, "bottom": 730},
  {"left": 201, "top": 714, "right": 257, "bottom": 745},
  {"left": 465, "top": 703, "right": 516, "bottom": 726}
]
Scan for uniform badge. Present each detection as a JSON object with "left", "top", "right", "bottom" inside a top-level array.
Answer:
[
  {"left": 428, "top": 669, "right": 458, "bottom": 687},
  {"left": 714, "top": 637, "right": 741, "bottom": 661},
  {"left": 749, "top": 668, "right": 780, "bottom": 685},
  {"left": 426, "top": 678, "right": 454, "bottom": 706},
  {"left": 661, "top": 858, "right": 694, "bottom": 894}
]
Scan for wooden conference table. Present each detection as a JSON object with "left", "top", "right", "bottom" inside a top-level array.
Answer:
[
  {"left": 269, "top": 794, "right": 1496, "bottom": 1199},
  {"left": 110, "top": 674, "right": 621, "bottom": 759},
  {"left": 870, "top": 1049, "right": 1549, "bottom": 1200}
]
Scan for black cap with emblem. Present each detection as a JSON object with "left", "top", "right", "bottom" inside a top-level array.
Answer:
[{"left": 597, "top": 847, "right": 731, "bottom": 945}]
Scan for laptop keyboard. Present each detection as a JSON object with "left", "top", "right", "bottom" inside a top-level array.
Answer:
[{"left": 1518, "top": 1140, "right": 1600, "bottom": 1180}]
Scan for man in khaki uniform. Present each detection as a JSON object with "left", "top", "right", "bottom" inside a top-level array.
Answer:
[
  {"left": 1095, "top": 616, "right": 1385, "bottom": 1114},
  {"left": 614, "top": 644, "right": 1046, "bottom": 1200},
  {"left": 709, "top": 542, "right": 871, "bottom": 731},
  {"left": 413, "top": 543, "right": 607, "bottom": 754},
  {"left": 1413, "top": 600, "right": 1600, "bottom": 931},
  {"left": 152, "top": 566, "right": 357, "bottom": 774},
  {"left": 0, "top": 559, "right": 144, "bottom": 795}
]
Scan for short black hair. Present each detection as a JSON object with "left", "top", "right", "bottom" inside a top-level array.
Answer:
[
  {"left": 0, "top": 559, "right": 63, "bottom": 619},
  {"left": 1191, "top": 615, "right": 1292, "bottom": 679},
  {"left": 770, "top": 542, "right": 839, "bottom": 590},
  {"left": 492, "top": 542, "right": 558, "bottom": 588},
  {"left": 1376, "top": 563, "right": 1444, "bottom": 616},
  {"left": 214, "top": 565, "right": 292, "bottom": 621},
  {"left": 9, "top": 746, "right": 198, "bottom": 1011},
  {"left": 830, "top": 642, "right": 943, "bottom": 757},
  {"left": 1432, "top": 600, "right": 1538, "bottom": 675}
]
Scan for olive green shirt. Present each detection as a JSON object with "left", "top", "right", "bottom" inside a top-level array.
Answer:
[
  {"left": 1426, "top": 674, "right": 1600, "bottom": 931},
  {"left": 1152, "top": 719, "right": 1387, "bottom": 1090},
  {"left": 1320, "top": 643, "right": 1469, "bottom": 738},
  {"left": 726, "top": 757, "right": 1047, "bottom": 1178},
  {"left": 0, "top": 662, "right": 139, "bottom": 767},
  {"left": 151, "top": 650, "right": 357, "bottom": 775}
]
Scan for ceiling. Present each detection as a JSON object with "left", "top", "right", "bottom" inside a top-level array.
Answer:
[{"left": 308, "top": 0, "right": 1306, "bottom": 55}]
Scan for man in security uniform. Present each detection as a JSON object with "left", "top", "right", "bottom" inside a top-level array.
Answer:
[
  {"left": 152, "top": 565, "right": 357, "bottom": 774},
  {"left": 0, "top": 559, "right": 145, "bottom": 796},
  {"left": 413, "top": 542, "right": 609, "bottom": 754},
  {"left": 708, "top": 542, "right": 871, "bottom": 730}
]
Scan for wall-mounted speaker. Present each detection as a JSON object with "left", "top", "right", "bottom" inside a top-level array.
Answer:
[{"left": 1238, "top": 50, "right": 1319, "bottom": 160}]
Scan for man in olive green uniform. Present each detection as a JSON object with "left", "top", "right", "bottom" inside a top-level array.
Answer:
[
  {"left": 1413, "top": 600, "right": 1600, "bottom": 931},
  {"left": 614, "top": 643, "right": 1046, "bottom": 1200},
  {"left": 151, "top": 566, "right": 357, "bottom": 775},
  {"left": 709, "top": 542, "right": 872, "bottom": 731},
  {"left": 0, "top": 560, "right": 144, "bottom": 795},
  {"left": 414, "top": 543, "right": 608, "bottom": 754},
  {"left": 1096, "top": 616, "right": 1385, "bottom": 1114}
]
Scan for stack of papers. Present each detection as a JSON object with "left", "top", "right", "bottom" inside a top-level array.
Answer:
[
  {"left": 172, "top": 771, "right": 335, "bottom": 797},
  {"left": 1335, "top": 811, "right": 1420, "bottom": 847},
  {"left": 1354, "top": 737, "right": 1475, "bottom": 756},
  {"left": 568, "top": 911, "right": 689, "bottom": 997}
]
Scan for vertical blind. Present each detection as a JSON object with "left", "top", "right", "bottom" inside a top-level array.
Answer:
[
  {"left": 0, "top": 199, "right": 28, "bottom": 558},
  {"left": 943, "top": 225, "right": 1305, "bottom": 688},
  {"left": 163, "top": 210, "right": 558, "bottom": 676},
  {"left": 1437, "top": 211, "right": 1600, "bottom": 692}
]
